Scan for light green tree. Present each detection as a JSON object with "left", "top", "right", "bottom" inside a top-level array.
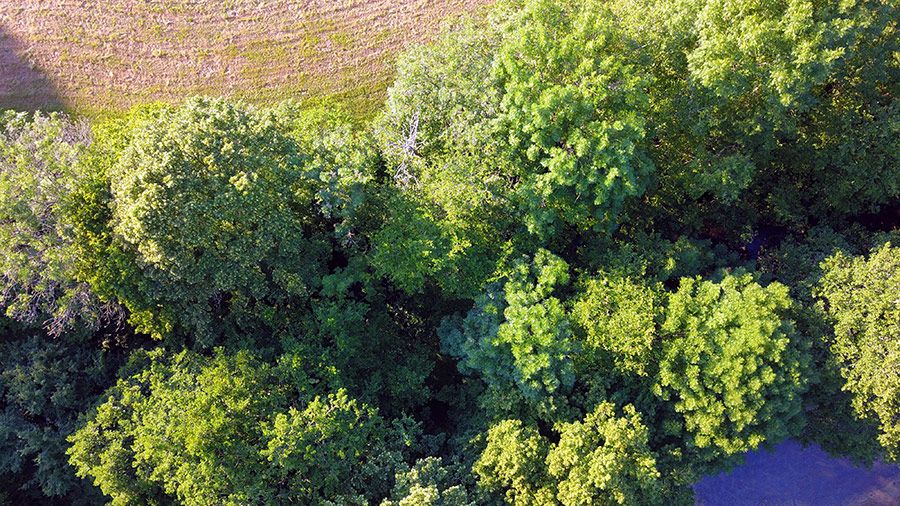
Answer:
[
  {"left": 494, "top": 0, "right": 653, "bottom": 236},
  {"left": 548, "top": 403, "right": 664, "bottom": 506},
  {"left": 473, "top": 419, "right": 554, "bottom": 506},
  {"left": 571, "top": 273, "right": 661, "bottom": 377},
  {"left": 656, "top": 272, "right": 808, "bottom": 462},
  {"left": 0, "top": 111, "right": 113, "bottom": 334},
  {"left": 68, "top": 349, "right": 413, "bottom": 505},
  {"left": 381, "top": 457, "right": 479, "bottom": 506},
  {"left": 474, "top": 404, "right": 674, "bottom": 506},
  {"left": 817, "top": 243, "right": 900, "bottom": 461}
]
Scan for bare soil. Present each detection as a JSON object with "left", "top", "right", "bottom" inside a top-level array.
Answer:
[{"left": 0, "top": 0, "right": 494, "bottom": 116}]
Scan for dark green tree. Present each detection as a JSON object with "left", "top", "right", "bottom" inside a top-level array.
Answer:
[{"left": 0, "top": 330, "right": 115, "bottom": 503}]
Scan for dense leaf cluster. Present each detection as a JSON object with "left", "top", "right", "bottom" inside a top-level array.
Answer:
[{"left": 0, "top": 0, "right": 896, "bottom": 504}]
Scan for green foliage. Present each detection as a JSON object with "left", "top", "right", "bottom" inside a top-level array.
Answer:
[
  {"left": 817, "top": 243, "right": 900, "bottom": 461},
  {"left": 757, "top": 226, "right": 885, "bottom": 464},
  {"left": 571, "top": 273, "right": 661, "bottom": 377},
  {"left": 381, "top": 457, "right": 479, "bottom": 506},
  {"left": 108, "top": 97, "right": 331, "bottom": 342},
  {"left": 497, "top": 251, "right": 575, "bottom": 403},
  {"left": 369, "top": 193, "right": 454, "bottom": 295},
  {"left": 656, "top": 273, "right": 808, "bottom": 461},
  {"left": 0, "top": 111, "right": 111, "bottom": 334},
  {"left": 302, "top": 262, "right": 436, "bottom": 415},
  {"left": 379, "top": 10, "right": 507, "bottom": 166},
  {"left": 474, "top": 404, "right": 675, "bottom": 505},
  {"left": 270, "top": 101, "right": 378, "bottom": 236},
  {"left": 473, "top": 419, "right": 553, "bottom": 506},
  {"left": 442, "top": 250, "right": 574, "bottom": 407},
  {"left": 547, "top": 403, "right": 664, "bottom": 506},
  {"left": 373, "top": 9, "right": 515, "bottom": 297},
  {"left": 68, "top": 349, "right": 413, "bottom": 505},
  {"left": 0, "top": 333, "right": 114, "bottom": 502},
  {"left": 263, "top": 389, "right": 411, "bottom": 503},
  {"left": 68, "top": 349, "right": 277, "bottom": 504},
  {"left": 374, "top": 0, "right": 657, "bottom": 294},
  {"left": 440, "top": 283, "right": 511, "bottom": 388},
  {"left": 0, "top": 0, "right": 895, "bottom": 502},
  {"left": 65, "top": 104, "right": 170, "bottom": 337},
  {"left": 609, "top": 0, "right": 898, "bottom": 229},
  {"left": 495, "top": 0, "right": 653, "bottom": 236}
]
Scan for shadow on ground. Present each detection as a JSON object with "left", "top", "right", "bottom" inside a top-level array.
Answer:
[
  {"left": 0, "top": 25, "right": 62, "bottom": 112},
  {"left": 695, "top": 440, "right": 900, "bottom": 506}
]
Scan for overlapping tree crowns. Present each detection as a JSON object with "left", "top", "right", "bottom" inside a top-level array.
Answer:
[
  {"left": 0, "top": 111, "right": 118, "bottom": 335},
  {"left": 474, "top": 403, "right": 673, "bottom": 505},
  {"left": 373, "top": 0, "right": 655, "bottom": 296},
  {"left": 440, "top": 249, "right": 576, "bottom": 413},
  {"left": 0, "top": 0, "right": 894, "bottom": 503},
  {"left": 67, "top": 349, "right": 417, "bottom": 505},
  {"left": 607, "top": 0, "right": 899, "bottom": 229}
]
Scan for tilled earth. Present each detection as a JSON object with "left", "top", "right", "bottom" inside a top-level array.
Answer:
[{"left": 0, "top": 0, "right": 493, "bottom": 116}]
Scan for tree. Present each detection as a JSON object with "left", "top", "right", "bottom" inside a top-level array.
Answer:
[
  {"left": 571, "top": 272, "right": 662, "bottom": 378},
  {"left": 656, "top": 272, "right": 808, "bottom": 463},
  {"left": 0, "top": 331, "right": 115, "bottom": 503},
  {"left": 262, "top": 389, "right": 412, "bottom": 504},
  {"left": 496, "top": 250, "right": 575, "bottom": 404},
  {"left": 817, "top": 243, "right": 900, "bottom": 461},
  {"left": 473, "top": 419, "right": 554, "bottom": 506},
  {"left": 107, "top": 97, "right": 332, "bottom": 342},
  {"left": 373, "top": 9, "right": 516, "bottom": 297},
  {"left": 547, "top": 403, "right": 664, "bottom": 506},
  {"left": 473, "top": 404, "right": 676, "bottom": 506},
  {"left": 68, "top": 349, "right": 415, "bottom": 505},
  {"left": 494, "top": 0, "right": 654, "bottom": 236},
  {"left": 0, "top": 111, "right": 114, "bottom": 334},
  {"left": 441, "top": 250, "right": 575, "bottom": 408},
  {"left": 381, "top": 457, "right": 480, "bottom": 506},
  {"left": 609, "top": 0, "right": 899, "bottom": 229}
]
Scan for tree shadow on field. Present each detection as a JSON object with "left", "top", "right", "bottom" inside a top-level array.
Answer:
[{"left": 0, "top": 26, "right": 63, "bottom": 112}]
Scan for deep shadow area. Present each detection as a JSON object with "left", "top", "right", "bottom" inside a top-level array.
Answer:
[
  {"left": 0, "top": 25, "right": 62, "bottom": 112},
  {"left": 695, "top": 440, "right": 900, "bottom": 506}
]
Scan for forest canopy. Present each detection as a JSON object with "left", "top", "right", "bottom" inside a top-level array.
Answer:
[{"left": 0, "top": 0, "right": 897, "bottom": 504}]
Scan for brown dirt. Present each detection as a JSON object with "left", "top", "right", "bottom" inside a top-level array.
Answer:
[{"left": 0, "top": 0, "right": 494, "bottom": 117}]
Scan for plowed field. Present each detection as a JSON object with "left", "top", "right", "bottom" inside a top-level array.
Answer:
[{"left": 0, "top": 0, "right": 493, "bottom": 116}]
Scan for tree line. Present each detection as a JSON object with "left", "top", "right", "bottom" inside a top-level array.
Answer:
[{"left": 0, "top": 0, "right": 897, "bottom": 504}]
